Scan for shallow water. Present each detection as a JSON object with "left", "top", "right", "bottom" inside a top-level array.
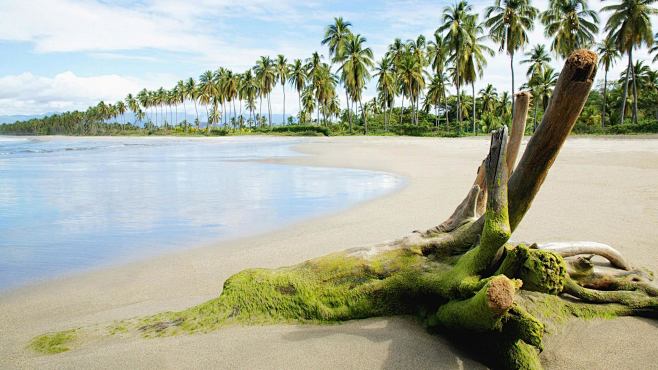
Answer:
[{"left": 0, "top": 136, "right": 401, "bottom": 291}]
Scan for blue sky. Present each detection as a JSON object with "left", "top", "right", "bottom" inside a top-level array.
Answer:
[{"left": 0, "top": 0, "right": 656, "bottom": 116}]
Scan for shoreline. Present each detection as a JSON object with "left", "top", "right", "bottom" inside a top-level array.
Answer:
[
  {"left": 0, "top": 135, "right": 405, "bottom": 295},
  {"left": 2, "top": 136, "right": 658, "bottom": 369}
]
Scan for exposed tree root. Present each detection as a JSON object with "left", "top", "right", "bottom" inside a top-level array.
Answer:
[{"left": 29, "top": 50, "right": 658, "bottom": 369}]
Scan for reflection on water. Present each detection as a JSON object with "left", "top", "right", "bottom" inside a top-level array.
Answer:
[{"left": 0, "top": 137, "right": 400, "bottom": 290}]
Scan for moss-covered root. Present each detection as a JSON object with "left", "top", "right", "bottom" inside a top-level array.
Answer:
[
  {"left": 564, "top": 278, "right": 658, "bottom": 310},
  {"left": 499, "top": 339, "right": 543, "bottom": 370},
  {"left": 428, "top": 275, "right": 520, "bottom": 331},
  {"left": 495, "top": 244, "right": 567, "bottom": 295}
]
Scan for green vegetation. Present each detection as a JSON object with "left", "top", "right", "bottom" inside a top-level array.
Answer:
[
  {"left": 29, "top": 330, "right": 77, "bottom": 354},
  {"left": 2, "top": 0, "right": 657, "bottom": 137}
]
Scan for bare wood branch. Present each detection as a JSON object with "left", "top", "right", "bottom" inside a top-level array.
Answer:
[
  {"left": 507, "top": 92, "right": 531, "bottom": 176},
  {"left": 539, "top": 241, "right": 631, "bottom": 270},
  {"left": 507, "top": 50, "right": 598, "bottom": 231}
]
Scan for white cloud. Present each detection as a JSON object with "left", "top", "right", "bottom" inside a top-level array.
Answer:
[
  {"left": 0, "top": 0, "right": 656, "bottom": 116},
  {"left": 0, "top": 71, "right": 177, "bottom": 115}
]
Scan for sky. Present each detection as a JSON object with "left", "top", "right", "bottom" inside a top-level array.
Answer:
[{"left": 0, "top": 0, "right": 656, "bottom": 117}]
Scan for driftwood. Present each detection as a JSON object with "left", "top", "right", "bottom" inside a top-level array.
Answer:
[{"left": 31, "top": 50, "right": 657, "bottom": 370}]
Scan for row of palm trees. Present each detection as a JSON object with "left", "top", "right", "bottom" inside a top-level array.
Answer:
[{"left": 88, "top": 0, "right": 657, "bottom": 134}]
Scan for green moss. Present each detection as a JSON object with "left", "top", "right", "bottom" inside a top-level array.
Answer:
[
  {"left": 497, "top": 244, "right": 567, "bottom": 295},
  {"left": 29, "top": 329, "right": 77, "bottom": 354},
  {"left": 107, "top": 323, "right": 129, "bottom": 335},
  {"left": 500, "top": 339, "right": 543, "bottom": 370},
  {"left": 132, "top": 248, "right": 446, "bottom": 337},
  {"left": 429, "top": 275, "right": 518, "bottom": 332},
  {"left": 517, "top": 291, "right": 627, "bottom": 326}
]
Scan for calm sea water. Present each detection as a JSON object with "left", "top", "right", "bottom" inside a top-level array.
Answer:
[{"left": 0, "top": 136, "right": 401, "bottom": 291}]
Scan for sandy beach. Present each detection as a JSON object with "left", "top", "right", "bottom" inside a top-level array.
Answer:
[{"left": 1, "top": 135, "right": 657, "bottom": 369}]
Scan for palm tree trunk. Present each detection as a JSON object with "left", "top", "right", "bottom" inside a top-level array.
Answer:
[
  {"left": 510, "top": 52, "right": 516, "bottom": 115},
  {"left": 298, "top": 91, "right": 302, "bottom": 124},
  {"left": 183, "top": 100, "right": 187, "bottom": 130},
  {"left": 193, "top": 100, "right": 199, "bottom": 129},
  {"left": 346, "top": 91, "right": 352, "bottom": 133},
  {"left": 414, "top": 95, "right": 420, "bottom": 126},
  {"left": 268, "top": 94, "right": 272, "bottom": 126},
  {"left": 631, "top": 51, "right": 638, "bottom": 125},
  {"left": 259, "top": 96, "right": 263, "bottom": 125},
  {"left": 232, "top": 101, "right": 236, "bottom": 128},
  {"left": 205, "top": 105, "right": 210, "bottom": 133},
  {"left": 456, "top": 82, "right": 461, "bottom": 133},
  {"left": 602, "top": 69, "right": 608, "bottom": 128},
  {"left": 360, "top": 98, "right": 367, "bottom": 135},
  {"left": 620, "top": 51, "right": 631, "bottom": 126},
  {"left": 533, "top": 93, "right": 539, "bottom": 132},
  {"left": 444, "top": 91, "right": 450, "bottom": 129},
  {"left": 267, "top": 93, "right": 272, "bottom": 127},
  {"left": 401, "top": 95, "right": 405, "bottom": 124},
  {"left": 239, "top": 100, "right": 243, "bottom": 128},
  {"left": 472, "top": 83, "right": 476, "bottom": 134},
  {"left": 384, "top": 91, "right": 388, "bottom": 131},
  {"left": 175, "top": 104, "right": 178, "bottom": 127},
  {"left": 282, "top": 84, "right": 286, "bottom": 125}
]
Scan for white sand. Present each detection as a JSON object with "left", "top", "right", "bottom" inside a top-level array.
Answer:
[{"left": 1, "top": 136, "right": 657, "bottom": 369}]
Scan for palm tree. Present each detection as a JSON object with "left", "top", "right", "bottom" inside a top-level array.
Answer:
[
  {"left": 602, "top": 0, "right": 657, "bottom": 125},
  {"left": 322, "top": 17, "right": 353, "bottom": 127},
  {"left": 314, "top": 63, "right": 338, "bottom": 125},
  {"left": 406, "top": 35, "right": 429, "bottom": 125},
  {"left": 135, "top": 109, "right": 145, "bottom": 125},
  {"left": 322, "top": 17, "right": 353, "bottom": 62},
  {"left": 397, "top": 51, "right": 427, "bottom": 126},
  {"left": 301, "top": 86, "right": 316, "bottom": 123},
  {"left": 170, "top": 87, "right": 179, "bottom": 126},
  {"left": 223, "top": 70, "right": 239, "bottom": 127},
  {"left": 198, "top": 70, "right": 216, "bottom": 132},
  {"left": 541, "top": 0, "right": 599, "bottom": 58},
  {"left": 479, "top": 84, "right": 499, "bottom": 116},
  {"left": 176, "top": 80, "right": 187, "bottom": 128},
  {"left": 439, "top": 0, "right": 473, "bottom": 129},
  {"left": 305, "top": 52, "right": 324, "bottom": 123},
  {"left": 254, "top": 56, "right": 277, "bottom": 126},
  {"left": 136, "top": 89, "right": 151, "bottom": 124},
  {"left": 339, "top": 34, "right": 374, "bottom": 134},
  {"left": 275, "top": 55, "right": 288, "bottom": 125},
  {"left": 498, "top": 91, "right": 512, "bottom": 118},
  {"left": 288, "top": 59, "right": 306, "bottom": 125},
  {"left": 463, "top": 16, "right": 494, "bottom": 133},
  {"left": 597, "top": 37, "right": 620, "bottom": 128},
  {"left": 521, "top": 44, "right": 551, "bottom": 77},
  {"left": 425, "top": 74, "right": 447, "bottom": 127},
  {"left": 125, "top": 93, "right": 139, "bottom": 126},
  {"left": 185, "top": 78, "right": 200, "bottom": 129},
  {"left": 427, "top": 31, "right": 449, "bottom": 126},
  {"left": 156, "top": 87, "right": 167, "bottom": 128},
  {"left": 620, "top": 60, "right": 652, "bottom": 98},
  {"left": 485, "top": 0, "right": 539, "bottom": 113},
  {"left": 240, "top": 70, "right": 258, "bottom": 125},
  {"left": 115, "top": 100, "right": 127, "bottom": 129},
  {"left": 528, "top": 67, "right": 559, "bottom": 131},
  {"left": 374, "top": 56, "right": 396, "bottom": 130}
]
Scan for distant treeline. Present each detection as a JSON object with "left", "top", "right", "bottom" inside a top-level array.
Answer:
[{"left": 3, "top": 1, "right": 658, "bottom": 137}]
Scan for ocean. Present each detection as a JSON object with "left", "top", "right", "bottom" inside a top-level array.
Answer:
[{"left": 0, "top": 136, "right": 401, "bottom": 290}]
